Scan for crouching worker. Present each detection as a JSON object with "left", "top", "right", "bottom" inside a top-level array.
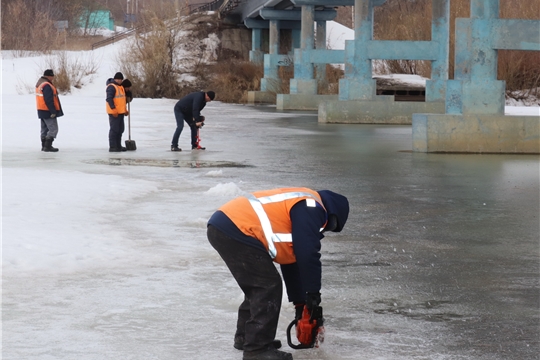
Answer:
[
  {"left": 207, "top": 188, "right": 349, "bottom": 360},
  {"left": 36, "top": 69, "right": 64, "bottom": 152}
]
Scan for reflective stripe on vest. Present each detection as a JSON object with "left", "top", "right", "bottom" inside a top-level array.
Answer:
[
  {"left": 106, "top": 83, "right": 126, "bottom": 114},
  {"left": 36, "top": 82, "right": 60, "bottom": 111},
  {"left": 246, "top": 191, "right": 324, "bottom": 259}
]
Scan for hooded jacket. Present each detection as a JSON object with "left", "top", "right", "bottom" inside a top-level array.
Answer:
[{"left": 208, "top": 188, "right": 349, "bottom": 303}]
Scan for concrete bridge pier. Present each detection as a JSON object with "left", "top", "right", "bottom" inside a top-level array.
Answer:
[
  {"left": 289, "top": 5, "right": 317, "bottom": 95},
  {"left": 319, "top": 0, "right": 449, "bottom": 124},
  {"left": 249, "top": 28, "right": 264, "bottom": 64},
  {"left": 247, "top": 18, "right": 297, "bottom": 104},
  {"left": 412, "top": 0, "right": 540, "bottom": 153},
  {"left": 277, "top": 6, "right": 340, "bottom": 110}
]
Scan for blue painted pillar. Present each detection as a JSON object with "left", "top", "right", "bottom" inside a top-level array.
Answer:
[
  {"left": 339, "top": 0, "right": 376, "bottom": 100},
  {"left": 261, "top": 19, "right": 281, "bottom": 92},
  {"left": 249, "top": 28, "right": 264, "bottom": 64},
  {"left": 269, "top": 19, "right": 280, "bottom": 55},
  {"left": 446, "top": 0, "right": 505, "bottom": 115},
  {"left": 315, "top": 20, "right": 327, "bottom": 89},
  {"left": 425, "top": 0, "right": 450, "bottom": 102},
  {"left": 292, "top": 29, "right": 301, "bottom": 51},
  {"left": 290, "top": 5, "right": 317, "bottom": 94}
]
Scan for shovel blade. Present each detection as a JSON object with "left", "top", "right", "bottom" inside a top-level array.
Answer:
[{"left": 125, "top": 140, "right": 137, "bottom": 151}]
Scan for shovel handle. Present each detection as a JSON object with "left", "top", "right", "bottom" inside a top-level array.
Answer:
[{"left": 127, "top": 102, "right": 131, "bottom": 140}]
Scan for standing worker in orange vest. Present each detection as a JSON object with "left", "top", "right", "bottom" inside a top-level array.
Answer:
[
  {"left": 207, "top": 188, "right": 349, "bottom": 360},
  {"left": 106, "top": 72, "right": 129, "bottom": 152},
  {"left": 36, "top": 69, "right": 64, "bottom": 152}
]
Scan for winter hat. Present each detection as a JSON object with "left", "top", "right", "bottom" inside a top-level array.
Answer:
[
  {"left": 317, "top": 190, "right": 349, "bottom": 233},
  {"left": 43, "top": 69, "right": 55, "bottom": 77},
  {"left": 122, "top": 79, "right": 132, "bottom": 88},
  {"left": 207, "top": 91, "right": 215, "bottom": 100},
  {"left": 114, "top": 72, "right": 124, "bottom": 80}
]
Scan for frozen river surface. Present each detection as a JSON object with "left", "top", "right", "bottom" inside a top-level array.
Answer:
[{"left": 2, "top": 97, "right": 539, "bottom": 360}]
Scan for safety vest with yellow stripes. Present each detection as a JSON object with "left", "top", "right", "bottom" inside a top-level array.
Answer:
[
  {"left": 36, "top": 81, "right": 60, "bottom": 111},
  {"left": 106, "top": 83, "right": 127, "bottom": 114},
  {"left": 219, "top": 187, "right": 327, "bottom": 264}
]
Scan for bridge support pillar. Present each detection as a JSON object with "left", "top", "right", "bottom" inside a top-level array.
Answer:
[
  {"left": 413, "top": 0, "right": 540, "bottom": 153},
  {"left": 279, "top": 8, "right": 334, "bottom": 110},
  {"left": 290, "top": 5, "right": 317, "bottom": 95},
  {"left": 320, "top": 0, "right": 449, "bottom": 123},
  {"left": 249, "top": 28, "right": 264, "bottom": 64},
  {"left": 260, "top": 19, "right": 282, "bottom": 92}
]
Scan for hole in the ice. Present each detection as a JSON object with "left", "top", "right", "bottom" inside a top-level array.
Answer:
[{"left": 84, "top": 158, "right": 253, "bottom": 168}]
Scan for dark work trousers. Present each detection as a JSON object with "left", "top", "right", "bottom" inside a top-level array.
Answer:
[
  {"left": 109, "top": 114, "right": 125, "bottom": 148},
  {"left": 171, "top": 109, "right": 185, "bottom": 147},
  {"left": 172, "top": 109, "right": 198, "bottom": 148},
  {"left": 207, "top": 225, "right": 283, "bottom": 352}
]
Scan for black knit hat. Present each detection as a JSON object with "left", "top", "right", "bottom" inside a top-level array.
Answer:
[
  {"left": 122, "top": 79, "right": 132, "bottom": 88},
  {"left": 114, "top": 72, "right": 124, "bottom": 80},
  {"left": 43, "top": 69, "right": 55, "bottom": 77},
  {"left": 207, "top": 91, "right": 215, "bottom": 100}
]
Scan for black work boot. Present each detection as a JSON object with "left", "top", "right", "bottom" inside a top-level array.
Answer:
[
  {"left": 41, "top": 137, "right": 46, "bottom": 151},
  {"left": 43, "top": 137, "right": 59, "bottom": 152},
  {"left": 234, "top": 338, "right": 282, "bottom": 351},
  {"left": 243, "top": 348, "right": 293, "bottom": 360}
]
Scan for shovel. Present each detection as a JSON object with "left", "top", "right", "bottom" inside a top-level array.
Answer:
[{"left": 125, "top": 102, "right": 137, "bottom": 150}]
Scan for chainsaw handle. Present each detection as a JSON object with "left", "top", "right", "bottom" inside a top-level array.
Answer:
[{"left": 286, "top": 319, "right": 313, "bottom": 349}]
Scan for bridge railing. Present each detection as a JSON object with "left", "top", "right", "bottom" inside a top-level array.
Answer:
[{"left": 91, "top": 25, "right": 145, "bottom": 50}]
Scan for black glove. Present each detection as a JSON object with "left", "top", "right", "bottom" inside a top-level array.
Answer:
[
  {"left": 294, "top": 302, "right": 305, "bottom": 320},
  {"left": 306, "top": 292, "right": 321, "bottom": 312}
]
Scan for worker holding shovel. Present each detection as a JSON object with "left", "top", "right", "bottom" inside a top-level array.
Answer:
[{"left": 105, "top": 72, "right": 129, "bottom": 152}]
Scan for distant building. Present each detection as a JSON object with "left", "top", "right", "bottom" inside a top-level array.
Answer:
[{"left": 79, "top": 10, "right": 115, "bottom": 31}]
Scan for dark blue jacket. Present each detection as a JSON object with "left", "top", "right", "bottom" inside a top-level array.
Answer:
[
  {"left": 105, "top": 78, "right": 118, "bottom": 110},
  {"left": 174, "top": 91, "right": 207, "bottom": 123}
]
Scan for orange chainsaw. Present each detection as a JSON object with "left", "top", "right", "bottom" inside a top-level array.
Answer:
[{"left": 286, "top": 305, "right": 325, "bottom": 349}]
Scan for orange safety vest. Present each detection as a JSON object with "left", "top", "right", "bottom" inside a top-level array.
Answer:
[
  {"left": 36, "top": 81, "right": 60, "bottom": 111},
  {"left": 219, "top": 187, "right": 327, "bottom": 265},
  {"left": 106, "top": 83, "right": 127, "bottom": 114}
]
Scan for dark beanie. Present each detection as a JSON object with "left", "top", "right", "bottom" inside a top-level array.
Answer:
[
  {"left": 43, "top": 69, "right": 54, "bottom": 76},
  {"left": 122, "top": 79, "right": 132, "bottom": 88},
  {"left": 114, "top": 72, "right": 124, "bottom": 80},
  {"left": 207, "top": 91, "right": 215, "bottom": 100}
]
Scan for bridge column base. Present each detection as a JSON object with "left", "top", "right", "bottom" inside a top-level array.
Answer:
[
  {"left": 412, "top": 113, "right": 540, "bottom": 153},
  {"left": 247, "top": 91, "right": 277, "bottom": 105},
  {"left": 318, "top": 99, "right": 445, "bottom": 124},
  {"left": 277, "top": 94, "right": 338, "bottom": 110}
]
